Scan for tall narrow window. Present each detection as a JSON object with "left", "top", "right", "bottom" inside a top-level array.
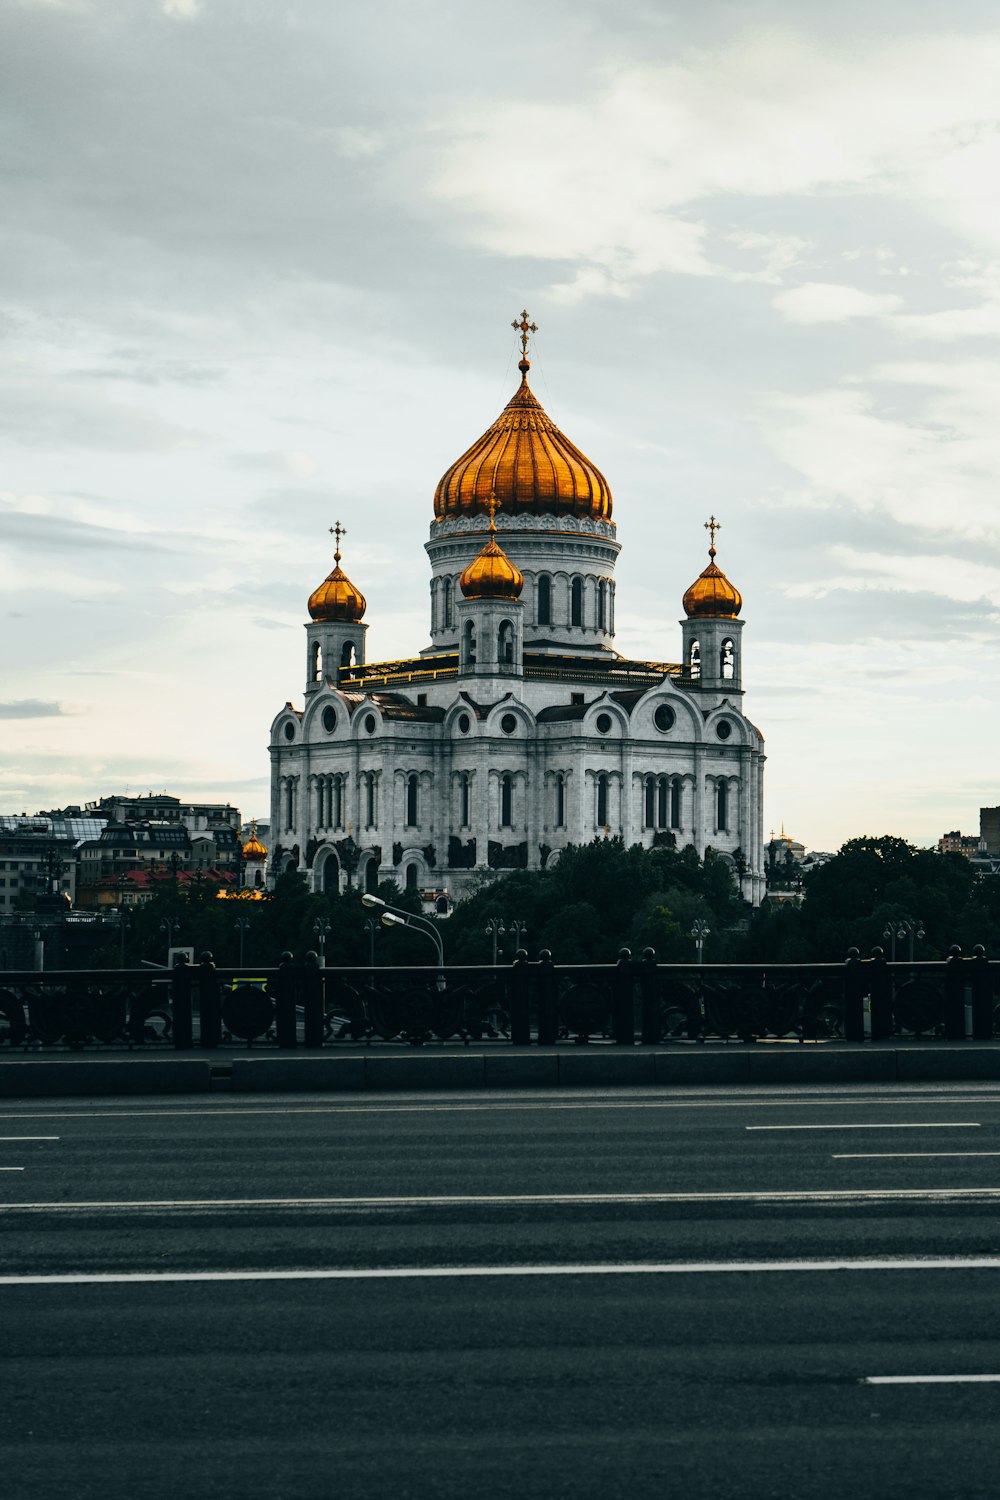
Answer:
[
  {"left": 311, "top": 641, "right": 322, "bottom": 682},
  {"left": 365, "top": 772, "right": 376, "bottom": 828},
  {"left": 285, "top": 780, "right": 296, "bottom": 832},
  {"left": 537, "top": 575, "right": 551, "bottom": 625},
  {"left": 717, "top": 780, "right": 728, "bottom": 832},
  {"left": 315, "top": 779, "right": 324, "bottom": 827},
  {"left": 571, "top": 576, "right": 584, "bottom": 627},
  {"left": 689, "top": 640, "right": 701, "bottom": 679},
  {"left": 554, "top": 772, "right": 566, "bottom": 828},
  {"left": 657, "top": 776, "right": 668, "bottom": 829},
  {"left": 498, "top": 620, "right": 514, "bottom": 666},
  {"left": 333, "top": 775, "right": 344, "bottom": 829},
  {"left": 459, "top": 771, "right": 470, "bottom": 828},
  {"left": 598, "top": 579, "right": 607, "bottom": 630},
  {"left": 340, "top": 641, "right": 356, "bottom": 669},
  {"left": 500, "top": 773, "right": 513, "bottom": 828},
  {"left": 405, "top": 773, "right": 419, "bottom": 828},
  {"left": 721, "top": 639, "right": 735, "bottom": 680},
  {"left": 644, "top": 776, "right": 655, "bottom": 828},
  {"left": 463, "top": 620, "right": 476, "bottom": 668},
  {"left": 405, "top": 864, "right": 418, "bottom": 891},
  {"left": 670, "top": 779, "right": 681, "bottom": 830},
  {"left": 443, "top": 577, "right": 454, "bottom": 629},
  {"left": 596, "top": 772, "right": 608, "bottom": 828}
]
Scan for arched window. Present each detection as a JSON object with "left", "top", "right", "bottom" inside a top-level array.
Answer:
[
  {"left": 254, "top": 869, "right": 263, "bottom": 888},
  {"left": 717, "top": 780, "right": 728, "bottom": 832},
  {"left": 500, "top": 773, "right": 513, "bottom": 828},
  {"left": 689, "top": 639, "right": 701, "bottom": 679},
  {"left": 284, "top": 779, "right": 296, "bottom": 832},
  {"left": 463, "top": 620, "right": 477, "bottom": 668},
  {"left": 554, "top": 772, "right": 566, "bottom": 828},
  {"left": 721, "top": 638, "right": 735, "bottom": 680},
  {"left": 537, "top": 574, "right": 551, "bottom": 625},
  {"left": 405, "top": 773, "right": 419, "bottom": 828},
  {"left": 598, "top": 579, "right": 607, "bottom": 630},
  {"left": 315, "top": 779, "right": 325, "bottom": 827},
  {"left": 498, "top": 619, "right": 514, "bottom": 666},
  {"left": 405, "top": 864, "right": 418, "bottom": 891},
  {"left": 595, "top": 772, "right": 608, "bottom": 828},
  {"left": 443, "top": 577, "right": 454, "bottom": 629},
  {"left": 365, "top": 858, "right": 378, "bottom": 895},
  {"left": 310, "top": 641, "right": 322, "bottom": 682},
  {"left": 459, "top": 771, "right": 471, "bottom": 828},
  {"left": 365, "top": 772, "right": 377, "bottom": 828},
  {"left": 657, "top": 776, "right": 668, "bottom": 829},
  {"left": 333, "top": 775, "right": 344, "bottom": 829},
  {"left": 670, "top": 779, "right": 681, "bottom": 830},
  {"left": 571, "top": 576, "right": 584, "bottom": 627},
  {"left": 609, "top": 582, "right": 615, "bottom": 635},
  {"left": 644, "top": 775, "right": 655, "bottom": 828},
  {"left": 340, "top": 641, "right": 356, "bottom": 669},
  {"left": 323, "top": 854, "right": 340, "bottom": 895}
]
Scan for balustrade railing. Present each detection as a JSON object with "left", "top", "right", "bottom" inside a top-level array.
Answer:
[{"left": 0, "top": 947, "right": 995, "bottom": 1051}]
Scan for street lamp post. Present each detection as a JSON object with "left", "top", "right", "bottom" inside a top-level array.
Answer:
[
  {"left": 233, "top": 916, "right": 251, "bottom": 967},
  {"left": 362, "top": 894, "right": 445, "bottom": 989},
  {"left": 313, "top": 916, "right": 332, "bottom": 967},
  {"left": 485, "top": 918, "right": 506, "bottom": 966},
  {"left": 882, "top": 916, "right": 925, "bottom": 963},
  {"left": 507, "top": 919, "right": 528, "bottom": 954},
  {"left": 159, "top": 917, "right": 180, "bottom": 964},
  {"left": 691, "top": 918, "right": 710, "bottom": 965},
  {"left": 363, "top": 918, "right": 379, "bottom": 969}
]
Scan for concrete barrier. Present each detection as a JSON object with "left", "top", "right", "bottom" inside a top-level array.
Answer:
[
  {"left": 0, "top": 1059, "right": 212, "bottom": 1098},
  {"left": 654, "top": 1050, "right": 750, "bottom": 1085},
  {"left": 558, "top": 1050, "right": 657, "bottom": 1087},
  {"left": 364, "top": 1053, "right": 485, "bottom": 1090},
  {"left": 484, "top": 1052, "right": 560, "bottom": 1088},
  {"left": 748, "top": 1047, "right": 897, "bottom": 1084},
  {"left": 231, "top": 1057, "right": 366, "bottom": 1092},
  {"left": 896, "top": 1047, "right": 1000, "bottom": 1081}
]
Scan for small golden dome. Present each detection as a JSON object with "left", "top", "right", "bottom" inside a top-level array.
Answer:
[
  {"left": 434, "top": 312, "right": 612, "bottom": 522},
  {"left": 308, "top": 525, "right": 366, "bottom": 623},
  {"left": 242, "top": 823, "right": 268, "bottom": 860},
  {"left": 683, "top": 518, "right": 742, "bottom": 619},
  {"left": 459, "top": 499, "right": 524, "bottom": 600}
]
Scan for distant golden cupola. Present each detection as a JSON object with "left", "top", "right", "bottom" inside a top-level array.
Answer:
[
  {"left": 434, "top": 311, "right": 613, "bottom": 523},
  {"left": 242, "top": 823, "right": 268, "bottom": 861},
  {"left": 683, "top": 517, "right": 742, "bottom": 619},
  {"left": 459, "top": 497, "right": 524, "bottom": 600},
  {"left": 308, "top": 524, "right": 366, "bottom": 623}
]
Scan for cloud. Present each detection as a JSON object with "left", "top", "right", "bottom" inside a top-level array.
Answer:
[
  {"left": 772, "top": 283, "right": 903, "bottom": 324},
  {"left": 784, "top": 546, "right": 1000, "bottom": 610},
  {"left": 0, "top": 699, "right": 70, "bottom": 719}
]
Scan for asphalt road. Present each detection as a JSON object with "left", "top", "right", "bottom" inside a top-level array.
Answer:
[{"left": 3, "top": 1082, "right": 1000, "bottom": 1499}]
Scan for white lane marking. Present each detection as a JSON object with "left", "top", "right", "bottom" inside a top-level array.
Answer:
[
  {"left": 0, "top": 1136, "right": 58, "bottom": 1141},
  {"left": 747, "top": 1123, "right": 981, "bottom": 1131},
  {"left": 2, "top": 1096, "right": 1000, "bottom": 1121},
  {"left": 4, "top": 1256, "right": 1000, "bottom": 1287},
  {"left": 863, "top": 1375, "right": 1000, "bottom": 1385},
  {"left": 0, "top": 1168, "right": 24, "bottom": 1172},
  {"left": 834, "top": 1152, "right": 1000, "bottom": 1159},
  {"left": 7, "top": 1188, "right": 1000, "bottom": 1212}
]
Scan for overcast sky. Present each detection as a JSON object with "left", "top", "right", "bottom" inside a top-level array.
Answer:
[{"left": 3, "top": 0, "right": 999, "bottom": 851}]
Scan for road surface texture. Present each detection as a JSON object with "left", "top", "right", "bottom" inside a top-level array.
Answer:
[{"left": 3, "top": 1082, "right": 1000, "bottom": 1499}]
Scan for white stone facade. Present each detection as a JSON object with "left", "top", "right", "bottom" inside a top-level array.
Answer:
[{"left": 269, "top": 396, "right": 766, "bottom": 905}]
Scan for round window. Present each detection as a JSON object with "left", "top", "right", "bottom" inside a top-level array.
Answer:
[
  {"left": 457, "top": 713, "right": 470, "bottom": 735},
  {"left": 283, "top": 722, "right": 295, "bottom": 741},
  {"left": 500, "top": 713, "right": 517, "bottom": 735},
  {"left": 654, "top": 704, "right": 675, "bottom": 732},
  {"left": 716, "top": 720, "right": 732, "bottom": 741},
  {"left": 364, "top": 714, "right": 377, "bottom": 735},
  {"left": 322, "top": 706, "right": 336, "bottom": 733},
  {"left": 595, "top": 712, "right": 612, "bottom": 734}
]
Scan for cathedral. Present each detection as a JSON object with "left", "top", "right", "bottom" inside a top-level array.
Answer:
[{"left": 268, "top": 314, "right": 766, "bottom": 905}]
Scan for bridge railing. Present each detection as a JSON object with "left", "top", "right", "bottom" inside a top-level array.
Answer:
[{"left": 0, "top": 947, "right": 995, "bottom": 1051}]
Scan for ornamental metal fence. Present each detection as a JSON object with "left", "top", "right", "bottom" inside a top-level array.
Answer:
[{"left": 0, "top": 947, "right": 996, "bottom": 1052}]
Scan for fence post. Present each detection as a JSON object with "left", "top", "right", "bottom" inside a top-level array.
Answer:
[
  {"left": 612, "top": 948, "right": 635, "bottom": 1045},
  {"left": 302, "top": 952, "right": 325, "bottom": 1048},
  {"left": 639, "top": 947, "right": 660, "bottom": 1046},
  {"left": 274, "top": 951, "right": 299, "bottom": 1048},
  {"left": 869, "top": 947, "right": 892, "bottom": 1042},
  {"left": 509, "top": 949, "right": 531, "bottom": 1046},
  {"left": 536, "top": 948, "right": 559, "bottom": 1047},
  {"left": 198, "top": 951, "right": 221, "bottom": 1049},
  {"left": 843, "top": 948, "right": 864, "bottom": 1043},
  {"left": 944, "top": 945, "right": 966, "bottom": 1040},
  {"left": 172, "top": 954, "right": 193, "bottom": 1050},
  {"left": 971, "top": 945, "right": 994, "bottom": 1041}
]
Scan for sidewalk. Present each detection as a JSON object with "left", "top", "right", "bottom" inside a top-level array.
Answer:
[{"left": 3, "top": 1041, "right": 1000, "bottom": 1097}]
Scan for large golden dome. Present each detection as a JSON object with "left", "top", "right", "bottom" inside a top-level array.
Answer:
[
  {"left": 459, "top": 501, "right": 524, "bottom": 600},
  {"left": 683, "top": 518, "right": 742, "bottom": 619},
  {"left": 433, "top": 323, "right": 612, "bottom": 522},
  {"left": 308, "top": 527, "right": 366, "bottom": 623}
]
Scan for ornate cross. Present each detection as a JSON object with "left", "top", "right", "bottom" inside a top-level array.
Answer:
[
  {"left": 704, "top": 515, "right": 721, "bottom": 554},
  {"left": 511, "top": 309, "right": 538, "bottom": 359},
  {"left": 329, "top": 520, "right": 346, "bottom": 561},
  {"left": 486, "top": 491, "right": 500, "bottom": 534}
]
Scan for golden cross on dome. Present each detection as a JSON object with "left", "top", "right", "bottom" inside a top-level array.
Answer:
[
  {"left": 511, "top": 309, "right": 538, "bottom": 360},
  {"left": 329, "top": 520, "right": 346, "bottom": 562},
  {"left": 487, "top": 491, "right": 500, "bottom": 535},
  {"left": 704, "top": 515, "right": 721, "bottom": 556}
]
